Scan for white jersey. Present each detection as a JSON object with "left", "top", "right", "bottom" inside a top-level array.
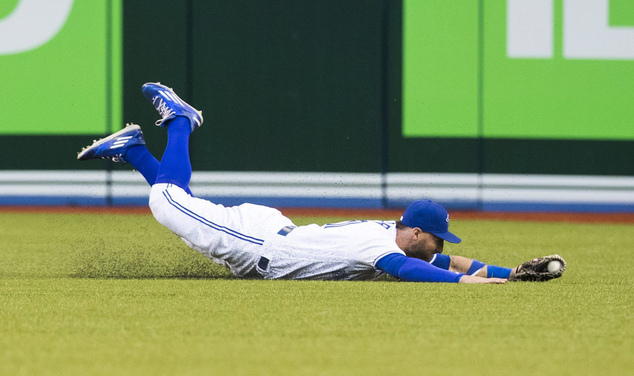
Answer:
[
  {"left": 149, "top": 184, "right": 405, "bottom": 281},
  {"left": 261, "top": 220, "right": 405, "bottom": 280}
]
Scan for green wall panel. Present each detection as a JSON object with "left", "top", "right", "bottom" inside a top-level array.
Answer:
[
  {"left": 391, "top": 0, "right": 634, "bottom": 175},
  {"left": 187, "top": 0, "right": 384, "bottom": 172},
  {"left": 122, "top": 0, "right": 190, "bottom": 164},
  {"left": 0, "top": 1, "right": 19, "bottom": 18},
  {"left": 484, "top": 0, "right": 634, "bottom": 140},
  {"left": 402, "top": 0, "right": 634, "bottom": 141},
  {"left": 0, "top": 0, "right": 122, "bottom": 135},
  {"left": 402, "top": 0, "right": 479, "bottom": 138}
]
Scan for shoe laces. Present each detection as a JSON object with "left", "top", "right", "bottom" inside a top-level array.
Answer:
[
  {"left": 153, "top": 96, "right": 175, "bottom": 125},
  {"left": 102, "top": 154, "right": 126, "bottom": 164}
]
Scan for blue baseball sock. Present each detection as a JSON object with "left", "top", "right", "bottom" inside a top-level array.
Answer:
[
  {"left": 124, "top": 145, "right": 160, "bottom": 186},
  {"left": 155, "top": 117, "right": 193, "bottom": 192}
]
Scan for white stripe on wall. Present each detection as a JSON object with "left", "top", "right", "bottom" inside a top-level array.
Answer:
[{"left": 1, "top": 170, "right": 634, "bottom": 207}]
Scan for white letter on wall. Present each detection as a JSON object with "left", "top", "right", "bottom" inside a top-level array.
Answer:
[
  {"left": 507, "top": 0, "right": 554, "bottom": 58},
  {"left": 564, "top": 0, "right": 634, "bottom": 59},
  {"left": 0, "top": 0, "right": 74, "bottom": 55}
]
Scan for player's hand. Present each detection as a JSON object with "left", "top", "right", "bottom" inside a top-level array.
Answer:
[
  {"left": 458, "top": 275, "right": 507, "bottom": 284},
  {"left": 508, "top": 254, "right": 567, "bottom": 282}
]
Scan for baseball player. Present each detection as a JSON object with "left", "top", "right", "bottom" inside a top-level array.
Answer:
[{"left": 78, "top": 83, "right": 567, "bottom": 284}]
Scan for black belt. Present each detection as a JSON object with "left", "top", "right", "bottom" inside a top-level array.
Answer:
[
  {"left": 258, "top": 256, "right": 270, "bottom": 271},
  {"left": 257, "top": 226, "right": 296, "bottom": 275},
  {"left": 256, "top": 226, "right": 296, "bottom": 275}
]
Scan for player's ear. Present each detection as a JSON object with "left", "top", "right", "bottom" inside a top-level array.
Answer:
[{"left": 412, "top": 227, "right": 423, "bottom": 238}]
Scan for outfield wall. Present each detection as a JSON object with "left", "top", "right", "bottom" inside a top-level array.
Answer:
[{"left": 0, "top": 0, "right": 633, "bottom": 211}]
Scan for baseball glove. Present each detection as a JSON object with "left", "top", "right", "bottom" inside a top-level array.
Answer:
[{"left": 508, "top": 254, "right": 567, "bottom": 282}]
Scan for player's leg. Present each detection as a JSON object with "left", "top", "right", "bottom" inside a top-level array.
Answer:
[
  {"left": 141, "top": 82, "right": 259, "bottom": 275},
  {"left": 143, "top": 82, "right": 207, "bottom": 236},
  {"left": 141, "top": 82, "right": 203, "bottom": 191},
  {"left": 142, "top": 83, "right": 297, "bottom": 277},
  {"left": 77, "top": 123, "right": 160, "bottom": 185},
  {"left": 124, "top": 144, "right": 160, "bottom": 186},
  {"left": 76, "top": 118, "right": 194, "bottom": 194},
  {"left": 154, "top": 117, "right": 193, "bottom": 190},
  {"left": 142, "top": 110, "right": 229, "bottom": 260}
]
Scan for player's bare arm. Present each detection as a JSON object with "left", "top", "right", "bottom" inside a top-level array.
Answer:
[
  {"left": 458, "top": 275, "right": 507, "bottom": 284},
  {"left": 447, "top": 255, "right": 488, "bottom": 277},
  {"left": 434, "top": 253, "right": 567, "bottom": 282}
]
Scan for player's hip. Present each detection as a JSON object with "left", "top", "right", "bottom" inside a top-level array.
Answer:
[{"left": 149, "top": 183, "right": 294, "bottom": 247}]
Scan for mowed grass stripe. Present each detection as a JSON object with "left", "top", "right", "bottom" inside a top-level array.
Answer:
[{"left": 0, "top": 212, "right": 632, "bottom": 375}]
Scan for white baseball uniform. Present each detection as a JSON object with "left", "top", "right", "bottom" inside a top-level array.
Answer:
[{"left": 149, "top": 183, "right": 405, "bottom": 280}]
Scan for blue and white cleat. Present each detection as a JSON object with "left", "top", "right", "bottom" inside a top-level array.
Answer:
[
  {"left": 141, "top": 82, "right": 203, "bottom": 132},
  {"left": 77, "top": 123, "right": 145, "bottom": 163}
]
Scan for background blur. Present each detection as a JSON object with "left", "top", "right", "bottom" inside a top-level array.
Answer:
[{"left": 1, "top": 0, "right": 633, "bottom": 211}]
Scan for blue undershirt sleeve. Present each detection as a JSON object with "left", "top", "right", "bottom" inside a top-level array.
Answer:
[
  {"left": 430, "top": 253, "right": 451, "bottom": 270},
  {"left": 376, "top": 253, "right": 464, "bottom": 283}
]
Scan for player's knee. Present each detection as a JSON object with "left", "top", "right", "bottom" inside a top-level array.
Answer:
[{"left": 149, "top": 184, "right": 173, "bottom": 227}]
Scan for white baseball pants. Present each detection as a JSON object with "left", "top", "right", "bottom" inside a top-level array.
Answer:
[{"left": 148, "top": 183, "right": 294, "bottom": 277}]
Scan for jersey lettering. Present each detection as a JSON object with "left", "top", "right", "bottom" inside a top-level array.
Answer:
[{"left": 324, "top": 220, "right": 392, "bottom": 230}]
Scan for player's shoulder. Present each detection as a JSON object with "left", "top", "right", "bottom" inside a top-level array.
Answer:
[
  {"left": 366, "top": 220, "right": 396, "bottom": 230},
  {"left": 322, "top": 219, "right": 396, "bottom": 231}
]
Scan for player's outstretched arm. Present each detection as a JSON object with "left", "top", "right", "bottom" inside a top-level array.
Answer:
[
  {"left": 458, "top": 275, "right": 506, "bottom": 284},
  {"left": 430, "top": 253, "right": 567, "bottom": 282},
  {"left": 446, "top": 255, "right": 487, "bottom": 276},
  {"left": 426, "top": 254, "right": 506, "bottom": 283},
  {"left": 376, "top": 253, "right": 505, "bottom": 284},
  {"left": 430, "top": 253, "right": 510, "bottom": 279}
]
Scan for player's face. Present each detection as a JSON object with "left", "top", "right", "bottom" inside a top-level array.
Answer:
[{"left": 408, "top": 230, "right": 444, "bottom": 262}]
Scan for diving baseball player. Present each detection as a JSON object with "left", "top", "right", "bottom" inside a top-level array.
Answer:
[{"left": 77, "top": 83, "right": 567, "bottom": 284}]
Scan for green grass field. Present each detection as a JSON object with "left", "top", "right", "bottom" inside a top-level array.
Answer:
[{"left": 1, "top": 211, "right": 632, "bottom": 375}]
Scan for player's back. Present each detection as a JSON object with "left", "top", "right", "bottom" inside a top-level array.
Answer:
[{"left": 261, "top": 220, "right": 404, "bottom": 280}]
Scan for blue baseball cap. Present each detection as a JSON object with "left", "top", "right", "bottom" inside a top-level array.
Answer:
[{"left": 400, "top": 200, "right": 461, "bottom": 243}]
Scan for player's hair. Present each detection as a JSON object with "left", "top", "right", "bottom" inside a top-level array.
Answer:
[{"left": 395, "top": 220, "right": 409, "bottom": 230}]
